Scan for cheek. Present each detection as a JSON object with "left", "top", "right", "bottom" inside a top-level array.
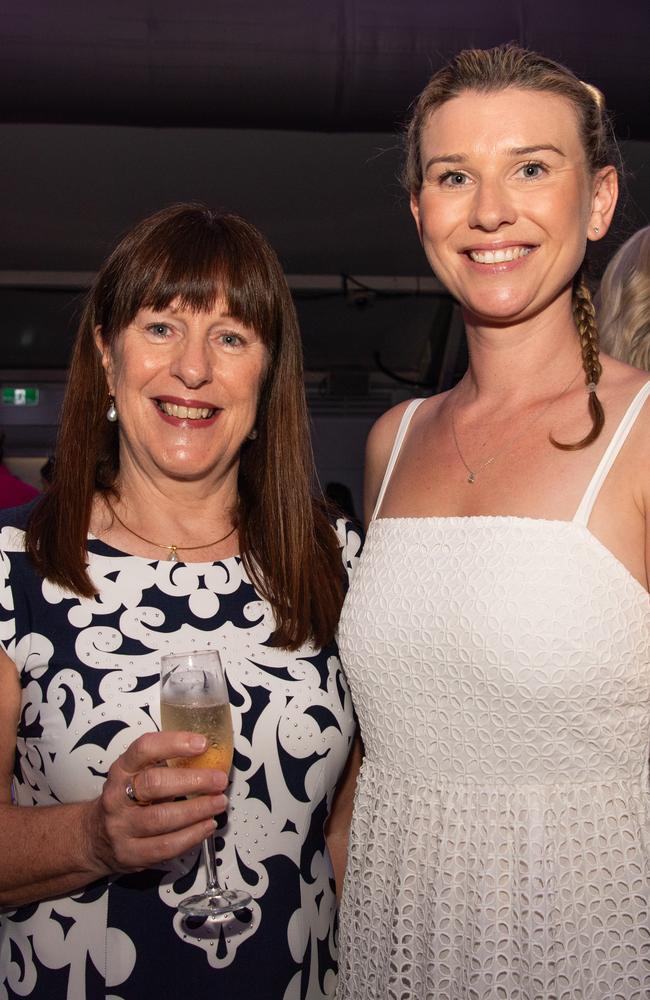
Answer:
[
  {"left": 419, "top": 199, "right": 448, "bottom": 240},
  {"left": 219, "top": 369, "right": 265, "bottom": 420},
  {"left": 112, "top": 352, "right": 161, "bottom": 396},
  {"left": 419, "top": 203, "right": 460, "bottom": 260},
  {"left": 546, "top": 179, "right": 591, "bottom": 239}
]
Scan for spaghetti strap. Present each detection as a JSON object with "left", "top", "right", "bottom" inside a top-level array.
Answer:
[
  {"left": 573, "top": 381, "right": 650, "bottom": 526},
  {"left": 370, "top": 398, "right": 426, "bottom": 522}
]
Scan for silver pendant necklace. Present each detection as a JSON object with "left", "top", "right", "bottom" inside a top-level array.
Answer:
[{"left": 450, "top": 368, "right": 582, "bottom": 484}]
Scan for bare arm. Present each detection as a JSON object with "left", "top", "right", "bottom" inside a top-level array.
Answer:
[
  {"left": 640, "top": 470, "right": 650, "bottom": 590},
  {"left": 325, "top": 732, "right": 363, "bottom": 900},
  {"left": 0, "top": 646, "right": 228, "bottom": 908},
  {"left": 363, "top": 401, "right": 414, "bottom": 527}
]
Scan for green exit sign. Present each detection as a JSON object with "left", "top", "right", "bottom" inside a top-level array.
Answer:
[{"left": 2, "top": 387, "right": 40, "bottom": 406}]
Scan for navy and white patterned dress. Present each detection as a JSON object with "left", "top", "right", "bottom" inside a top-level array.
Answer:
[{"left": 0, "top": 504, "right": 359, "bottom": 1000}]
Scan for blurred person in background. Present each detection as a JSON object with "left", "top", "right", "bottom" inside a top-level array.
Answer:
[
  {"left": 325, "top": 481, "right": 363, "bottom": 537},
  {"left": 39, "top": 454, "right": 55, "bottom": 489},
  {"left": 596, "top": 225, "right": 650, "bottom": 370},
  {"left": 0, "top": 204, "right": 360, "bottom": 1000},
  {"left": 0, "top": 432, "right": 39, "bottom": 509}
]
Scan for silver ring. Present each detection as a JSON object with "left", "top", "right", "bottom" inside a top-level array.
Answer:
[{"left": 125, "top": 779, "right": 144, "bottom": 804}]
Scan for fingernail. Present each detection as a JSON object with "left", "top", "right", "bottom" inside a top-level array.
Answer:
[{"left": 189, "top": 734, "right": 207, "bottom": 750}]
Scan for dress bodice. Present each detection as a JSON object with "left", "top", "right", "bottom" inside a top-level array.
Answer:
[
  {"left": 340, "top": 514, "right": 650, "bottom": 788},
  {"left": 336, "top": 383, "right": 650, "bottom": 1000}
]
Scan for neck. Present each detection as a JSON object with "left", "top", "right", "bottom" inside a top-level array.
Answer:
[
  {"left": 107, "top": 454, "right": 239, "bottom": 541},
  {"left": 460, "top": 290, "right": 581, "bottom": 404}
]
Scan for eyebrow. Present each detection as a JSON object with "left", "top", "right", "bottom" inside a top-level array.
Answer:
[
  {"left": 509, "top": 144, "right": 566, "bottom": 157},
  {"left": 423, "top": 144, "right": 566, "bottom": 174},
  {"left": 423, "top": 153, "right": 467, "bottom": 172}
]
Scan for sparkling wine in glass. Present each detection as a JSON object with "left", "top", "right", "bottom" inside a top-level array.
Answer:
[{"left": 160, "top": 648, "right": 251, "bottom": 916}]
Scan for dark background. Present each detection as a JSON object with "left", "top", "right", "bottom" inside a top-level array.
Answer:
[{"left": 1, "top": 0, "right": 648, "bottom": 504}]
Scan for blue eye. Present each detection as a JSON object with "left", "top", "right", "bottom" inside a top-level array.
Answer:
[
  {"left": 520, "top": 162, "right": 546, "bottom": 180},
  {"left": 220, "top": 332, "right": 243, "bottom": 347},
  {"left": 147, "top": 323, "right": 170, "bottom": 338},
  {"left": 440, "top": 171, "right": 469, "bottom": 187}
]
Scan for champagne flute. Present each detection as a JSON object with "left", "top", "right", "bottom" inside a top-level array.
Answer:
[{"left": 160, "top": 648, "right": 252, "bottom": 916}]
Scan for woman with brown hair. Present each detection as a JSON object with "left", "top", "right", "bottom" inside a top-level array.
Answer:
[
  {"left": 0, "top": 204, "right": 360, "bottom": 999},
  {"left": 336, "top": 46, "right": 650, "bottom": 999}
]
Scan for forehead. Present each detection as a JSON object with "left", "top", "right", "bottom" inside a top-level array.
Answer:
[
  {"left": 139, "top": 297, "right": 230, "bottom": 318},
  {"left": 422, "top": 87, "right": 583, "bottom": 158}
]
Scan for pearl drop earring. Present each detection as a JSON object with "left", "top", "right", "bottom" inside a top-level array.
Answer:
[{"left": 107, "top": 395, "right": 118, "bottom": 422}]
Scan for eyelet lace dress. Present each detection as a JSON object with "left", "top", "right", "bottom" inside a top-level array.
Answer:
[{"left": 336, "top": 383, "right": 650, "bottom": 1000}]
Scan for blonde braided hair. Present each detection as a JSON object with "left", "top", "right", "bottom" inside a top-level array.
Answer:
[
  {"left": 403, "top": 45, "right": 619, "bottom": 451},
  {"left": 551, "top": 274, "right": 605, "bottom": 449}
]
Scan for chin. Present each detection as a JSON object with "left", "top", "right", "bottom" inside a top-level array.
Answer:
[
  {"left": 161, "top": 466, "right": 214, "bottom": 483},
  {"left": 154, "top": 453, "right": 214, "bottom": 481},
  {"left": 464, "top": 298, "right": 533, "bottom": 324}
]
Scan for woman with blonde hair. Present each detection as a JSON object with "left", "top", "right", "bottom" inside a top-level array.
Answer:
[
  {"left": 597, "top": 225, "right": 650, "bottom": 369},
  {"left": 336, "top": 44, "right": 650, "bottom": 1000}
]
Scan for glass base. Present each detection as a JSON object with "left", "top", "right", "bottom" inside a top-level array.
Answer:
[{"left": 178, "top": 887, "right": 252, "bottom": 917}]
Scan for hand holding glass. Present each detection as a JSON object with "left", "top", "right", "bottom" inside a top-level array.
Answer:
[{"left": 160, "top": 649, "right": 251, "bottom": 916}]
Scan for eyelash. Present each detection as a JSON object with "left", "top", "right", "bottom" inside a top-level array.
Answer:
[
  {"left": 436, "top": 160, "right": 548, "bottom": 187},
  {"left": 147, "top": 323, "right": 171, "bottom": 338},
  {"left": 519, "top": 160, "right": 547, "bottom": 180},
  {"left": 219, "top": 332, "right": 244, "bottom": 348},
  {"left": 438, "top": 170, "right": 469, "bottom": 187},
  {"left": 145, "top": 325, "right": 245, "bottom": 346}
]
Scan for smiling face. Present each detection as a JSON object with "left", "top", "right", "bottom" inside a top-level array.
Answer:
[
  {"left": 410, "top": 87, "right": 617, "bottom": 325},
  {"left": 97, "top": 299, "right": 268, "bottom": 487}
]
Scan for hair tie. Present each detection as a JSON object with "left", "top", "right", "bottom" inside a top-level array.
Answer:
[{"left": 586, "top": 382, "right": 597, "bottom": 393}]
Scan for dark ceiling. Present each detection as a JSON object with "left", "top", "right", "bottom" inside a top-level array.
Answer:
[
  {"left": 1, "top": 0, "right": 648, "bottom": 278},
  {"left": 2, "top": 0, "right": 649, "bottom": 137},
  {"left": 0, "top": 0, "right": 648, "bottom": 491},
  {"left": 0, "top": 0, "right": 648, "bottom": 353}
]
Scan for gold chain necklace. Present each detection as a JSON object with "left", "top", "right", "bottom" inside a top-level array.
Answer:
[
  {"left": 450, "top": 368, "right": 582, "bottom": 484},
  {"left": 109, "top": 505, "right": 236, "bottom": 562}
]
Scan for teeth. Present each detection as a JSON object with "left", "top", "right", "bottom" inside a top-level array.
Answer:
[
  {"left": 469, "top": 246, "right": 532, "bottom": 264},
  {"left": 158, "top": 401, "right": 215, "bottom": 419}
]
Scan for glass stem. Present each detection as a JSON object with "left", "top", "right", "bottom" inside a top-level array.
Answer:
[{"left": 202, "top": 832, "right": 222, "bottom": 893}]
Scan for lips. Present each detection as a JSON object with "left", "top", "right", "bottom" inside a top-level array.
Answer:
[
  {"left": 155, "top": 399, "right": 219, "bottom": 420},
  {"left": 467, "top": 245, "right": 534, "bottom": 264}
]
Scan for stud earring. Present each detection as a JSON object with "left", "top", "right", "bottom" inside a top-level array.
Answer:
[
  {"left": 247, "top": 428, "right": 258, "bottom": 441},
  {"left": 593, "top": 225, "right": 600, "bottom": 234},
  {"left": 107, "top": 395, "right": 118, "bottom": 422}
]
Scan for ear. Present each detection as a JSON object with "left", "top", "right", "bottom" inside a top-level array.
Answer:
[
  {"left": 587, "top": 166, "right": 618, "bottom": 242},
  {"left": 93, "top": 326, "right": 115, "bottom": 393},
  {"left": 410, "top": 192, "right": 424, "bottom": 244}
]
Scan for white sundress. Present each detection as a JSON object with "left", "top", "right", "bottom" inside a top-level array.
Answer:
[{"left": 337, "top": 383, "right": 650, "bottom": 1000}]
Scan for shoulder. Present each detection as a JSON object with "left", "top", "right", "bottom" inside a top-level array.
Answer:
[
  {"left": 364, "top": 398, "right": 429, "bottom": 524},
  {"left": 598, "top": 356, "right": 650, "bottom": 492},
  {"left": 332, "top": 516, "right": 363, "bottom": 586},
  {"left": 0, "top": 500, "right": 37, "bottom": 551},
  {"left": 365, "top": 399, "right": 420, "bottom": 460},
  {"left": 365, "top": 397, "right": 428, "bottom": 485},
  {"left": 599, "top": 356, "right": 650, "bottom": 426}
]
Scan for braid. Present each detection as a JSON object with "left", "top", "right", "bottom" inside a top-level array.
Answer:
[{"left": 551, "top": 275, "right": 605, "bottom": 451}]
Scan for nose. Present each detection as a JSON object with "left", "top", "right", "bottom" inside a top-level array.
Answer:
[
  {"left": 467, "top": 177, "right": 516, "bottom": 232},
  {"left": 169, "top": 331, "right": 212, "bottom": 388}
]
